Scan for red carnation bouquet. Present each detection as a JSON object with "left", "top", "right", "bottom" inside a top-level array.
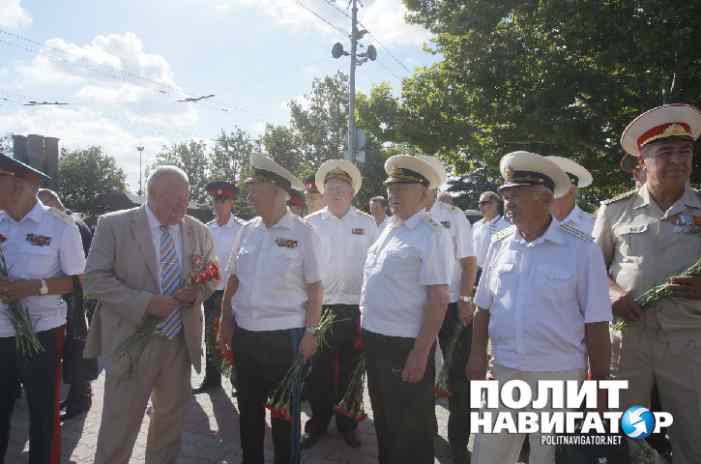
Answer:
[
  {"left": 335, "top": 355, "right": 367, "bottom": 422},
  {"left": 111, "top": 255, "right": 219, "bottom": 380}
]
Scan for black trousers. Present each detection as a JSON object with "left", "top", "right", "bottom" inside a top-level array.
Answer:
[
  {"left": 305, "top": 304, "right": 361, "bottom": 435},
  {"left": 364, "top": 329, "right": 436, "bottom": 464},
  {"left": 203, "top": 290, "right": 224, "bottom": 381},
  {"left": 233, "top": 326, "right": 304, "bottom": 464},
  {"left": 437, "top": 302, "right": 473, "bottom": 464},
  {"left": 0, "top": 325, "right": 64, "bottom": 464}
]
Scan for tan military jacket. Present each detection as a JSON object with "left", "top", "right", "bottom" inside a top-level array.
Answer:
[{"left": 593, "top": 184, "right": 701, "bottom": 329}]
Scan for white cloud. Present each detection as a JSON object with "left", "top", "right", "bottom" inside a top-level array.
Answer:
[
  {"left": 211, "top": 0, "right": 348, "bottom": 34},
  {"left": 360, "top": 0, "right": 432, "bottom": 47},
  {"left": 2, "top": 32, "right": 199, "bottom": 190},
  {"left": 212, "top": 0, "right": 431, "bottom": 46},
  {"left": 0, "top": 0, "right": 32, "bottom": 29}
]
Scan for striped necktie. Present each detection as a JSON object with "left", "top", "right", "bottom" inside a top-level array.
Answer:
[{"left": 156, "top": 225, "right": 182, "bottom": 338}]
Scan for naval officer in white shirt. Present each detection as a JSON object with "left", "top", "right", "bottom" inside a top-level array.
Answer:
[{"left": 361, "top": 154, "right": 453, "bottom": 464}]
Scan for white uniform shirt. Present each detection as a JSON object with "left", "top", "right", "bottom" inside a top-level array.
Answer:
[
  {"left": 306, "top": 207, "right": 378, "bottom": 305},
  {"left": 0, "top": 201, "right": 86, "bottom": 336},
  {"left": 474, "top": 218, "right": 611, "bottom": 372},
  {"left": 360, "top": 210, "right": 453, "bottom": 338},
  {"left": 229, "top": 211, "right": 322, "bottom": 331},
  {"left": 145, "top": 205, "right": 183, "bottom": 292},
  {"left": 561, "top": 205, "right": 594, "bottom": 235},
  {"left": 472, "top": 215, "right": 510, "bottom": 268},
  {"left": 207, "top": 214, "right": 243, "bottom": 290},
  {"left": 377, "top": 216, "right": 391, "bottom": 236},
  {"left": 427, "top": 200, "right": 475, "bottom": 302}
]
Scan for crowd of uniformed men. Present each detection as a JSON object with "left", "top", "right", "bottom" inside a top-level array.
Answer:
[{"left": 0, "top": 102, "right": 699, "bottom": 464}]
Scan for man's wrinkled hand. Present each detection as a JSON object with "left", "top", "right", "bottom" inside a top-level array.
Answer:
[
  {"left": 174, "top": 287, "right": 198, "bottom": 305},
  {"left": 299, "top": 333, "right": 317, "bottom": 361},
  {"left": 466, "top": 350, "right": 488, "bottom": 381},
  {"left": 611, "top": 292, "right": 641, "bottom": 322},
  {"left": 145, "top": 295, "right": 179, "bottom": 319},
  {"left": 217, "top": 317, "right": 233, "bottom": 353},
  {"left": 0, "top": 279, "right": 37, "bottom": 303},
  {"left": 401, "top": 348, "right": 429, "bottom": 383},
  {"left": 668, "top": 275, "right": 701, "bottom": 300},
  {"left": 458, "top": 301, "right": 475, "bottom": 326}
]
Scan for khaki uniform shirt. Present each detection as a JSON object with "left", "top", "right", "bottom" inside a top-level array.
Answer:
[{"left": 593, "top": 184, "right": 701, "bottom": 330}]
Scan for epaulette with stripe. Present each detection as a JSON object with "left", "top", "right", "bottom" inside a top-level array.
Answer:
[
  {"left": 560, "top": 222, "right": 593, "bottom": 241},
  {"left": 493, "top": 225, "right": 515, "bottom": 242},
  {"left": 355, "top": 208, "right": 374, "bottom": 220},
  {"left": 425, "top": 216, "right": 442, "bottom": 229},
  {"left": 600, "top": 189, "right": 636, "bottom": 206},
  {"left": 48, "top": 207, "right": 75, "bottom": 225}
]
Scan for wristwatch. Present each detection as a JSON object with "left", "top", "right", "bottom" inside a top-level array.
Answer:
[
  {"left": 459, "top": 295, "right": 474, "bottom": 304},
  {"left": 39, "top": 279, "right": 49, "bottom": 296}
]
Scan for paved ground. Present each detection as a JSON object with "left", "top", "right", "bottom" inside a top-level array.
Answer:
[{"left": 7, "top": 368, "right": 461, "bottom": 464}]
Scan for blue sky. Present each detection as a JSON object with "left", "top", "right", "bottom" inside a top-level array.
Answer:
[{"left": 0, "top": 0, "right": 440, "bottom": 191}]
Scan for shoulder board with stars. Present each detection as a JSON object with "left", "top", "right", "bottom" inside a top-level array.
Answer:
[
  {"left": 356, "top": 208, "right": 374, "bottom": 220},
  {"left": 48, "top": 207, "right": 75, "bottom": 225},
  {"left": 560, "top": 222, "right": 593, "bottom": 241},
  {"left": 425, "top": 216, "right": 442, "bottom": 229},
  {"left": 493, "top": 225, "right": 515, "bottom": 242},
  {"left": 600, "top": 189, "right": 636, "bottom": 206}
]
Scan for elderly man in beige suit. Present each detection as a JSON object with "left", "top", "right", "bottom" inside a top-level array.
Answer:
[{"left": 84, "top": 165, "right": 217, "bottom": 464}]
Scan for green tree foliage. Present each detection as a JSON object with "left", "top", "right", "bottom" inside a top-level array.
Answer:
[
  {"left": 289, "top": 71, "right": 349, "bottom": 169},
  {"left": 151, "top": 140, "right": 211, "bottom": 204},
  {"left": 56, "top": 146, "right": 127, "bottom": 216},
  {"left": 401, "top": 0, "right": 701, "bottom": 197}
]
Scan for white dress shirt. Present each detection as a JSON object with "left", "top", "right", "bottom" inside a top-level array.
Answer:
[
  {"left": 561, "top": 204, "right": 594, "bottom": 235},
  {"left": 360, "top": 210, "right": 453, "bottom": 338},
  {"left": 306, "top": 207, "right": 378, "bottom": 305},
  {"left": 474, "top": 217, "right": 612, "bottom": 372},
  {"left": 377, "top": 216, "right": 392, "bottom": 236},
  {"left": 145, "top": 204, "right": 183, "bottom": 293},
  {"left": 229, "top": 211, "right": 322, "bottom": 331},
  {"left": 472, "top": 214, "right": 510, "bottom": 268},
  {"left": 427, "top": 200, "right": 475, "bottom": 302},
  {"left": 207, "top": 214, "right": 243, "bottom": 290},
  {"left": 0, "top": 201, "right": 86, "bottom": 336}
]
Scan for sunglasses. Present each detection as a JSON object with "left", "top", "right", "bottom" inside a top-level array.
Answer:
[{"left": 478, "top": 200, "right": 493, "bottom": 206}]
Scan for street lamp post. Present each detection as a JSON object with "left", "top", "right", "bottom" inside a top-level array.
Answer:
[
  {"left": 137, "top": 146, "right": 144, "bottom": 197},
  {"left": 330, "top": 0, "right": 377, "bottom": 162}
]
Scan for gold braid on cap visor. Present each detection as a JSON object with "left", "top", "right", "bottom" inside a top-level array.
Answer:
[
  {"left": 384, "top": 167, "right": 429, "bottom": 186},
  {"left": 250, "top": 168, "right": 292, "bottom": 191},
  {"left": 324, "top": 168, "right": 353, "bottom": 186}
]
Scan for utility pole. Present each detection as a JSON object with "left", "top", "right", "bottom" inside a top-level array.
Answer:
[
  {"left": 331, "top": 0, "right": 377, "bottom": 162},
  {"left": 136, "top": 146, "right": 144, "bottom": 197},
  {"left": 347, "top": 0, "right": 358, "bottom": 162}
]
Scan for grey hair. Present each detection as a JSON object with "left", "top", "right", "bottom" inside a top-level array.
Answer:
[
  {"left": 146, "top": 165, "right": 189, "bottom": 197},
  {"left": 37, "top": 188, "right": 65, "bottom": 208},
  {"left": 480, "top": 191, "right": 501, "bottom": 202}
]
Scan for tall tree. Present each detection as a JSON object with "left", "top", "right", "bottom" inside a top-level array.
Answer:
[
  {"left": 259, "top": 124, "right": 305, "bottom": 175},
  {"left": 289, "top": 72, "right": 349, "bottom": 169},
  {"left": 212, "top": 127, "right": 256, "bottom": 220},
  {"left": 211, "top": 127, "right": 254, "bottom": 183},
  {"left": 56, "top": 146, "right": 127, "bottom": 216},
  {"left": 151, "top": 140, "right": 211, "bottom": 204},
  {"left": 402, "top": 0, "right": 701, "bottom": 196}
]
